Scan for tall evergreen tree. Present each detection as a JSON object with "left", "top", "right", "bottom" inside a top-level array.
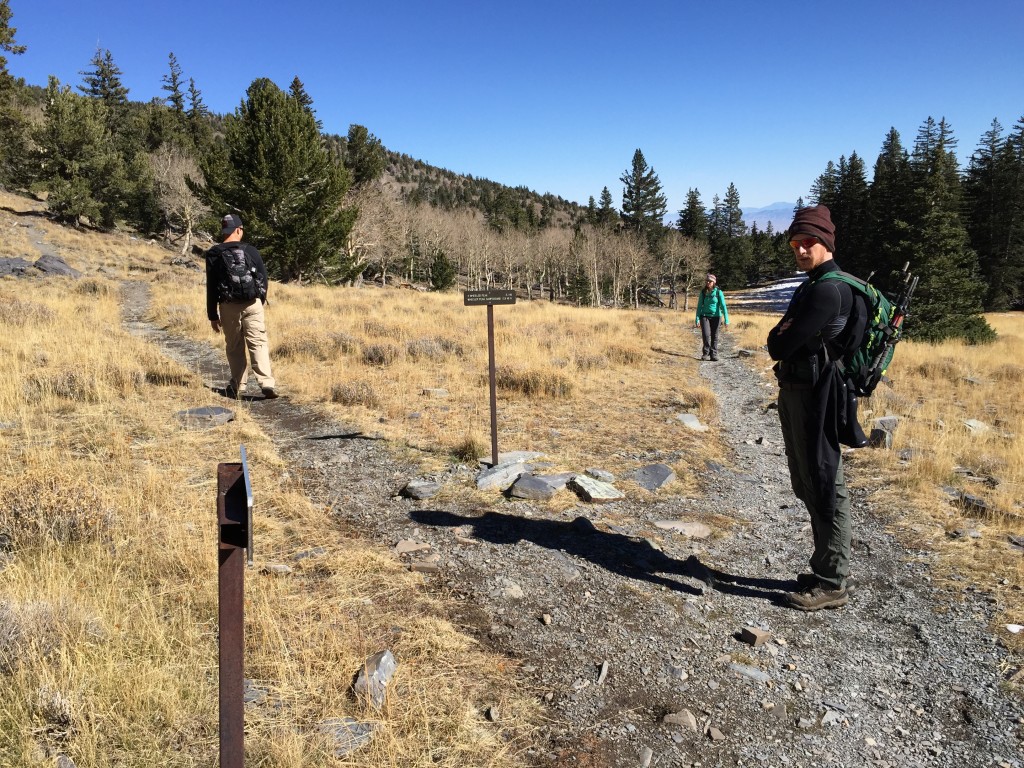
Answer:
[
  {"left": 36, "top": 76, "right": 128, "bottom": 226},
  {"left": 903, "top": 117, "right": 993, "bottom": 342},
  {"left": 186, "top": 77, "right": 212, "bottom": 148},
  {"left": 867, "top": 128, "right": 915, "bottom": 290},
  {"left": 619, "top": 148, "right": 667, "bottom": 246},
  {"left": 288, "top": 76, "right": 321, "bottom": 129},
  {"left": 343, "top": 124, "right": 386, "bottom": 188},
  {"left": 964, "top": 118, "right": 1024, "bottom": 310},
  {"left": 676, "top": 188, "right": 709, "bottom": 243},
  {"left": 78, "top": 48, "right": 129, "bottom": 106},
  {"left": 596, "top": 186, "right": 617, "bottom": 227},
  {"left": 162, "top": 52, "right": 186, "bottom": 113},
  {"left": 707, "top": 183, "right": 750, "bottom": 287},
  {"left": 196, "top": 77, "right": 354, "bottom": 282},
  {"left": 0, "top": 0, "right": 28, "bottom": 186}
]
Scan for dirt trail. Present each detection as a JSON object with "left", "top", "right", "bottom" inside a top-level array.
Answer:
[{"left": 120, "top": 280, "right": 1022, "bottom": 768}]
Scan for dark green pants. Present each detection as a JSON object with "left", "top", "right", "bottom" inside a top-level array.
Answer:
[{"left": 777, "top": 387, "right": 851, "bottom": 589}]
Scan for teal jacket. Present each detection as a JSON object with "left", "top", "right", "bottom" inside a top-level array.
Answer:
[{"left": 695, "top": 286, "right": 729, "bottom": 325}]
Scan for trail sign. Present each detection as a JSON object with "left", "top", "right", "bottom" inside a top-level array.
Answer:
[
  {"left": 463, "top": 289, "right": 516, "bottom": 306},
  {"left": 463, "top": 290, "right": 516, "bottom": 466}
]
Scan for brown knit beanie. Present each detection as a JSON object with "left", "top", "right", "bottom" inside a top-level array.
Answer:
[{"left": 788, "top": 205, "right": 836, "bottom": 253}]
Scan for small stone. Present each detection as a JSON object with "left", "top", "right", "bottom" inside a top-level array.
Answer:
[
  {"left": 353, "top": 650, "right": 397, "bottom": 709},
  {"left": 568, "top": 474, "right": 624, "bottom": 502},
  {"left": 677, "top": 412, "right": 709, "bottom": 431},
  {"left": 797, "top": 717, "right": 815, "bottom": 729},
  {"left": 541, "top": 613, "right": 552, "bottom": 626},
  {"left": 664, "top": 709, "right": 699, "bottom": 732},
  {"left": 597, "top": 660, "right": 610, "bottom": 685},
  {"left": 409, "top": 561, "right": 439, "bottom": 574},
  {"left": 640, "top": 746, "right": 653, "bottom": 767},
  {"left": 739, "top": 626, "right": 771, "bottom": 647},
  {"left": 395, "top": 539, "right": 431, "bottom": 554},
  {"left": 399, "top": 480, "right": 441, "bottom": 500},
  {"left": 654, "top": 520, "right": 712, "bottom": 538},
  {"left": 708, "top": 727, "right": 725, "bottom": 742},
  {"left": 485, "top": 705, "right": 499, "bottom": 722},
  {"left": 584, "top": 467, "right": 615, "bottom": 482},
  {"left": 261, "top": 564, "right": 293, "bottom": 576},
  {"left": 865, "top": 737, "right": 877, "bottom": 747}
]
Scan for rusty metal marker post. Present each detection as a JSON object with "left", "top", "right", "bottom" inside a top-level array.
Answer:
[
  {"left": 217, "top": 445, "right": 253, "bottom": 768},
  {"left": 463, "top": 289, "right": 516, "bottom": 466}
]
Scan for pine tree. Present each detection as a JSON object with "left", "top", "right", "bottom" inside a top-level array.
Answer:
[
  {"left": 78, "top": 48, "right": 129, "bottom": 106},
  {"left": 707, "top": 183, "right": 750, "bottom": 287},
  {"left": 344, "top": 124, "right": 386, "bottom": 188},
  {"left": 162, "top": 52, "right": 186, "bottom": 113},
  {"left": 903, "top": 117, "right": 993, "bottom": 343},
  {"left": 288, "top": 76, "right": 321, "bottom": 129},
  {"left": 619, "top": 148, "right": 667, "bottom": 246},
  {"left": 676, "top": 188, "right": 709, "bottom": 243},
  {"left": 867, "top": 128, "right": 915, "bottom": 290},
  {"left": 0, "top": 0, "right": 27, "bottom": 185},
  {"left": 196, "top": 77, "right": 354, "bottom": 282},
  {"left": 36, "top": 76, "right": 126, "bottom": 226},
  {"left": 186, "top": 77, "right": 212, "bottom": 148},
  {"left": 596, "top": 186, "right": 617, "bottom": 227},
  {"left": 964, "top": 118, "right": 1024, "bottom": 310}
]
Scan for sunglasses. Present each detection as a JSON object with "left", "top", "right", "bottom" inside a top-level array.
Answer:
[{"left": 789, "top": 237, "right": 819, "bottom": 250}]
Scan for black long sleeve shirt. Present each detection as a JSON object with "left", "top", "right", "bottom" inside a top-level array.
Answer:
[{"left": 767, "top": 260, "right": 854, "bottom": 363}]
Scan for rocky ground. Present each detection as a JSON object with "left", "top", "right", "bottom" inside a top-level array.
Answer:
[{"left": 118, "top": 281, "right": 1023, "bottom": 768}]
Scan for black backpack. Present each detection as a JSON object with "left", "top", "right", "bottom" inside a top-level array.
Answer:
[{"left": 217, "top": 245, "right": 258, "bottom": 302}]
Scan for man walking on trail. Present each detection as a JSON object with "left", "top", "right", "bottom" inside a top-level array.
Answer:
[
  {"left": 767, "top": 205, "right": 864, "bottom": 611},
  {"left": 694, "top": 273, "right": 729, "bottom": 361},
  {"left": 205, "top": 213, "right": 278, "bottom": 399}
]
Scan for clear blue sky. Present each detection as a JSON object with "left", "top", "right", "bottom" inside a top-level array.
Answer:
[{"left": 6, "top": 0, "right": 1023, "bottom": 210}]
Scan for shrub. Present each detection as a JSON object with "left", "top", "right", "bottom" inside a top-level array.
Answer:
[
  {"left": 330, "top": 381, "right": 380, "bottom": 408},
  {"left": 606, "top": 344, "right": 646, "bottom": 366},
  {"left": 362, "top": 343, "right": 399, "bottom": 367},
  {"left": 494, "top": 366, "right": 574, "bottom": 399}
]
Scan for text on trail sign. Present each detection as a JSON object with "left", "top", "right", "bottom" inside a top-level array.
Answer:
[{"left": 463, "top": 289, "right": 516, "bottom": 306}]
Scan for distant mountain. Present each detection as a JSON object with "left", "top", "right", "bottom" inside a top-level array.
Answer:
[{"left": 742, "top": 202, "right": 797, "bottom": 233}]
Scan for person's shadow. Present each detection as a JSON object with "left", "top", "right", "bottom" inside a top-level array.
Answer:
[{"left": 410, "top": 509, "right": 794, "bottom": 605}]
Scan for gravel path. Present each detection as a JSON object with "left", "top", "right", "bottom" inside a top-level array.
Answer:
[{"left": 121, "top": 280, "right": 1022, "bottom": 768}]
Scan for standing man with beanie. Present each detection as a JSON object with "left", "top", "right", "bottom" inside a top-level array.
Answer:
[
  {"left": 767, "top": 205, "right": 865, "bottom": 611},
  {"left": 694, "top": 273, "right": 729, "bottom": 361},
  {"left": 206, "top": 213, "right": 278, "bottom": 399}
]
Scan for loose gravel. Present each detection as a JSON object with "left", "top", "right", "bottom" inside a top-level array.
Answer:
[{"left": 123, "top": 281, "right": 1023, "bottom": 768}]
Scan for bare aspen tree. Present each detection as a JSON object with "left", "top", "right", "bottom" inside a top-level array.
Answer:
[
  {"left": 678, "top": 236, "right": 711, "bottom": 312},
  {"left": 620, "top": 229, "right": 652, "bottom": 309},
  {"left": 343, "top": 184, "right": 400, "bottom": 286},
  {"left": 148, "top": 144, "right": 207, "bottom": 256}
]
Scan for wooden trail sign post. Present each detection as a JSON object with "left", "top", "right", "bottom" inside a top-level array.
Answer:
[
  {"left": 463, "top": 289, "right": 516, "bottom": 466},
  {"left": 217, "top": 445, "right": 254, "bottom": 768}
]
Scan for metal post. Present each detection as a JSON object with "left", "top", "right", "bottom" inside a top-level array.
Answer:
[
  {"left": 217, "top": 457, "right": 248, "bottom": 768},
  {"left": 487, "top": 303, "right": 499, "bottom": 467}
]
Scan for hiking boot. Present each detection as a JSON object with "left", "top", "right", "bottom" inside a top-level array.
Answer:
[
  {"left": 224, "top": 382, "right": 239, "bottom": 399},
  {"left": 701, "top": 355, "right": 709, "bottom": 361},
  {"left": 262, "top": 386, "right": 279, "bottom": 400},
  {"left": 796, "top": 573, "right": 858, "bottom": 594},
  {"left": 710, "top": 354, "right": 719, "bottom": 361},
  {"left": 786, "top": 585, "right": 848, "bottom": 612}
]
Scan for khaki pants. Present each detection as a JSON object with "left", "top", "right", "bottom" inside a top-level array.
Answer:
[{"left": 218, "top": 299, "right": 275, "bottom": 391}]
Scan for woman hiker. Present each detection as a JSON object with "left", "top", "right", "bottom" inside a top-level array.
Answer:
[{"left": 694, "top": 273, "right": 729, "bottom": 361}]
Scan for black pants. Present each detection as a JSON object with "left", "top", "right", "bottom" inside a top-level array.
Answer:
[{"left": 700, "top": 316, "right": 721, "bottom": 359}]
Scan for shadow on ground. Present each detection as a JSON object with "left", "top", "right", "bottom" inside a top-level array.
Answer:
[{"left": 411, "top": 509, "right": 795, "bottom": 605}]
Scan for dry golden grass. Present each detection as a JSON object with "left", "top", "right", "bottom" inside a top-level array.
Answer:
[
  {"left": 147, "top": 275, "right": 726, "bottom": 495},
  {"left": 0, "top": 271, "right": 540, "bottom": 765},
  {"left": 730, "top": 308, "right": 1024, "bottom": 650}
]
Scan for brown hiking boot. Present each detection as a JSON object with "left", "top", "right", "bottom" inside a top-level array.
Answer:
[
  {"left": 786, "top": 585, "right": 848, "bottom": 612},
  {"left": 796, "top": 573, "right": 858, "bottom": 595}
]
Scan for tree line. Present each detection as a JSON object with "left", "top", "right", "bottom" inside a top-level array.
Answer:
[{"left": 0, "top": 1, "right": 1019, "bottom": 342}]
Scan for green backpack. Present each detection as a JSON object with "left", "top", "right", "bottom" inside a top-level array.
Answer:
[{"left": 817, "top": 264, "right": 917, "bottom": 397}]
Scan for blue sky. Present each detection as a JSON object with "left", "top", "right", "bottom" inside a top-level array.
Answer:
[{"left": 6, "top": 0, "right": 1023, "bottom": 210}]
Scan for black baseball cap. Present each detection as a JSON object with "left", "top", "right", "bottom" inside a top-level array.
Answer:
[{"left": 220, "top": 214, "right": 243, "bottom": 236}]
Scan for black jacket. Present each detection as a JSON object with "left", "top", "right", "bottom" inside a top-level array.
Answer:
[{"left": 205, "top": 241, "right": 268, "bottom": 321}]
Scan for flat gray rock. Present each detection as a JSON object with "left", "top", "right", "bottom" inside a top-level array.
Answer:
[
  {"left": 653, "top": 520, "right": 712, "bottom": 538},
  {"left": 34, "top": 253, "right": 81, "bottom": 277},
  {"left": 509, "top": 474, "right": 559, "bottom": 500},
  {"left": 624, "top": 463, "right": 676, "bottom": 491},
  {"left": 0, "top": 257, "right": 32, "bottom": 276},
  {"left": 354, "top": 649, "right": 397, "bottom": 708},
  {"left": 175, "top": 406, "right": 234, "bottom": 429},
  {"left": 569, "top": 475, "right": 624, "bottom": 502},
  {"left": 584, "top": 467, "right": 615, "bottom": 482},
  {"left": 316, "top": 717, "right": 375, "bottom": 757},
  {"left": 476, "top": 462, "right": 526, "bottom": 491},
  {"left": 400, "top": 479, "right": 441, "bottom": 499},
  {"left": 676, "top": 413, "right": 708, "bottom": 431}
]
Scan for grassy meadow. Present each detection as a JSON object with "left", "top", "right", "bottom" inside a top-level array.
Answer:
[
  {"left": 0, "top": 195, "right": 540, "bottom": 766},
  {"left": 1, "top": 185, "right": 1021, "bottom": 766}
]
